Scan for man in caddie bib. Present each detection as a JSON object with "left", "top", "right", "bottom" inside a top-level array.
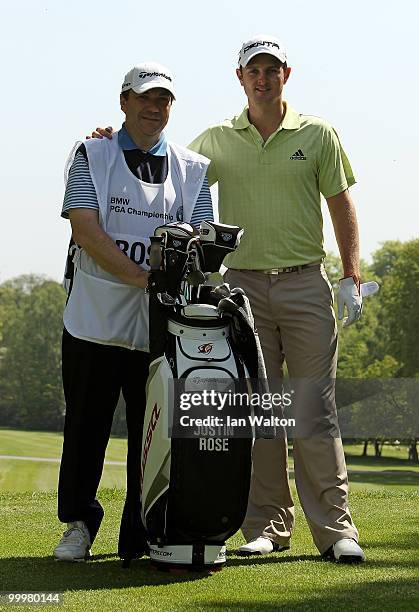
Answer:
[{"left": 54, "top": 62, "right": 215, "bottom": 562}]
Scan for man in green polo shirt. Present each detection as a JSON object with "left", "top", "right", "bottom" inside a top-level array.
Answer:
[{"left": 188, "top": 35, "right": 365, "bottom": 563}]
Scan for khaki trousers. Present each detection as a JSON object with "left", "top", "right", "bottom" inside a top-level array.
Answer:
[{"left": 225, "top": 266, "right": 359, "bottom": 554}]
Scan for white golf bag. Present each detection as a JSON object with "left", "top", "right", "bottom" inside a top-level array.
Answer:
[{"left": 140, "top": 221, "right": 266, "bottom": 571}]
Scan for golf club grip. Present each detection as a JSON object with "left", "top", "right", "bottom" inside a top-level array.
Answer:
[{"left": 149, "top": 236, "right": 163, "bottom": 271}]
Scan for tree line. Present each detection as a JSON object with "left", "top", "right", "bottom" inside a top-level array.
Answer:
[{"left": 0, "top": 239, "right": 417, "bottom": 459}]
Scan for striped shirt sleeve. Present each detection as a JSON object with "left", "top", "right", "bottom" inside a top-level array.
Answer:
[
  {"left": 190, "top": 176, "right": 214, "bottom": 227},
  {"left": 61, "top": 151, "right": 99, "bottom": 219}
]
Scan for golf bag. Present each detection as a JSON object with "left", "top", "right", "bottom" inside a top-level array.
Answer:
[{"left": 140, "top": 220, "right": 268, "bottom": 571}]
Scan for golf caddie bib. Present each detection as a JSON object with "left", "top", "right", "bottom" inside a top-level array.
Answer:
[{"left": 63, "top": 134, "right": 209, "bottom": 351}]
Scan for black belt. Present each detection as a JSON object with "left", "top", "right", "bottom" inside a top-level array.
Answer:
[{"left": 237, "top": 262, "right": 322, "bottom": 275}]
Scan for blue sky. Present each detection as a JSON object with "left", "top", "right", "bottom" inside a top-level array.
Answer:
[{"left": 1, "top": 0, "right": 418, "bottom": 281}]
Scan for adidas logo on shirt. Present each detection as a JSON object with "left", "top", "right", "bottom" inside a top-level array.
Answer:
[{"left": 290, "top": 149, "right": 307, "bottom": 160}]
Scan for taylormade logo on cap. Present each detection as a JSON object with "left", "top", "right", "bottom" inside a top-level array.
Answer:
[
  {"left": 238, "top": 35, "right": 287, "bottom": 67},
  {"left": 121, "top": 62, "right": 176, "bottom": 98}
]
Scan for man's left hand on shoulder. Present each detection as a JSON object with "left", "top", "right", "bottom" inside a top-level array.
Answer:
[{"left": 86, "top": 126, "right": 114, "bottom": 140}]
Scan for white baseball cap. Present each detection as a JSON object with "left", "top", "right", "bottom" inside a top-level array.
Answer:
[
  {"left": 121, "top": 62, "right": 175, "bottom": 99},
  {"left": 238, "top": 35, "right": 287, "bottom": 67}
]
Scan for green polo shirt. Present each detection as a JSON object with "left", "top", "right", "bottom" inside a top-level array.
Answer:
[{"left": 189, "top": 103, "right": 355, "bottom": 269}]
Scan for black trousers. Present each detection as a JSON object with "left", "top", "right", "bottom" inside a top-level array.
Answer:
[{"left": 58, "top": 328, "right": 150, "bottom": 558}]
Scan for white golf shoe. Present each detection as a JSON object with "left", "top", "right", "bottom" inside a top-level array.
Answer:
[
  {"left": 326, "top": 538, "right": 365, "bottom": 563},
  {"left": 54, "top": 521, "right": 91, "bottom": 562},
  {"left": 237, "top": 536, "right": 290, "bottom": 556}
]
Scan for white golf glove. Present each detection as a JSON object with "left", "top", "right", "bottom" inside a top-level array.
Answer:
[{"left": 337, "top": 277, "right": 362, "bottom": 327}]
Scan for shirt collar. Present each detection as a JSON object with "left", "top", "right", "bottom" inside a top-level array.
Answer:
[
  {"left": 118, "top": 123, "right": 167, "bottom": 156},
  {"left": 232, "top": 101, "right": 301, "bottom": 131}
]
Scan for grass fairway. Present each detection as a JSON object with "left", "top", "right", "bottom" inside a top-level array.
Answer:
[
  {"left": 0, "top": 428, "right": 127, "bottom": 460},
  {"left": 1, "top": 429, "right": 418, "bottom": 492},
  {"left": 1, "top": 430, "right": 418, "bottom": 610},
  {"left": 0, "top": 488, "right": 418, "bottom": 611},
  {"left": 0, "top": 429, "right": 128, "bottom": 492}
]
